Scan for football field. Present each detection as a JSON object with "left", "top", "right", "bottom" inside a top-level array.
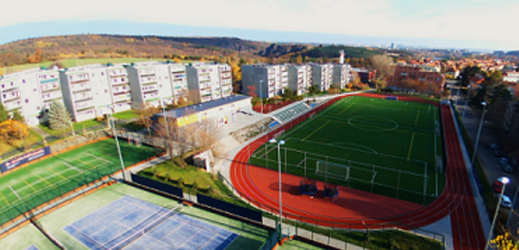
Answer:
[
  {"left": 0, "top": 139, "right": 163, "bottom": 227},
  {"left": 250, "top": 96, "right": 445, "bottom": 204}
]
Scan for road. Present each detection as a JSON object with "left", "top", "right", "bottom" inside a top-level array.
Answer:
[{"left": 452, "top": 94, "right": 519, "bottom": 238}]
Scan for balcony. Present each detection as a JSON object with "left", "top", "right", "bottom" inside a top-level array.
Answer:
[
  {"left": 200, "top": 89, "right": 212, "bottom": 96},
  {"left": 41, "top": 91, "right": 62, "bottom": 102},
  {"left": 221, "top": 85, "right": 233, "bottom": 92},
  {"left": 108, "top": 70, "right": 128, "bottom": 77},
  {"left": 111, "top": 78, "right": 128, "bottom": 86},
  {"left": 0, "top": 82, "right": 17, "bottom": 92},
  {"left": 140, "top": 77, "right": 157, "bottom": 85},
  {"left": 69, "top": 74, "right": 89, "bottom": 83},
  {"left": 114, "top": 94, "right": 132, "bottom": 102},
  {"left": 139, "top": 69, "right": 155, "bottom": 76},
  {"left": 3, "top": 100, "right": 21, "bottom": 111},
  {"left": 71, "top": 83, "right": 91, "bottom": 92},
  {"left": 172, "top": 73, "right": 186, "bottom": 79},
  {"left": 41, "top": 83, "right": 60, "bottom": 92},
  {"left": 2, "top": 90, "right": 21, "bottom": 102},
  {"left": 220, "top": 73, "right": 231, "bottom": 78},
  {"left": 39, "top": 77, "right": 59, "bottom": 84},
  {"left": 73, "top": 92, "right": 93, "bottom": 102},
  {"left": 201, "top": 96, "right": 212, "bottom": 103},
  {"left": 112, "top": 86, "right": 130, "bottom": 94},
  {"left": 212, "top": 93, "right": 221, "bottom": 99},
  {"left": 143, "top": 92, "right": 159, "bottom": 101},
  {"left": 221, "top": 79, "right": 232, "bottom": 86},
  {"left": 75, "top": 100, "right": 95, "bottom": 111},
  {"left": 141, "top": 85, "right": 158, "bottom": 93}
]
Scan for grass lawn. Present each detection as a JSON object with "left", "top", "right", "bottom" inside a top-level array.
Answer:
[
  {"left": 0, "top": 129, "right": 43, "bottom": 157},
  {"left": 0, "top": 138, "right": 163, "bottom": 227},
  {"left": 112, "top": 109, "right": 139, "bottom": 119},
  {"left": 72, "top": 119, "right": 106, "bottom": 131},
  {"left": 250, "top": 95, "right": 445, "bottom": 204}
]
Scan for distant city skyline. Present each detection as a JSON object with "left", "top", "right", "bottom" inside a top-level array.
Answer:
[{"left": 0, "top": 0, "right": 518, "bottom": 51}]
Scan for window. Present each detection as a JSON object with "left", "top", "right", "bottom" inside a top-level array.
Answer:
[
  {"left": 92, "top": 73, "right": 95, "bottom": 77},
  {"left": 101, "top": 72, "right": 104, "bottom": 76},
  {"left": 105, "top": 89, "right": 108, "bottom": 93},
  {"left": 22, "top": 79, "right": 25, "bottom": 83},
  {"left": 34, "top": 88, "right": 37, "bottom": 92},
  {"left": 25, "top": 99, "right": 29, "bottom": 103}
]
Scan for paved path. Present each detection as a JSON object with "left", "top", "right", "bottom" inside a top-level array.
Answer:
[{"left": 31, "top": 125, "right": 52, "bottom": 139}]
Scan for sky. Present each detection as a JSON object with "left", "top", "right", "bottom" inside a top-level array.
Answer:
[{"left": 0, "top": 0, "right": 518, "bottom": 51}]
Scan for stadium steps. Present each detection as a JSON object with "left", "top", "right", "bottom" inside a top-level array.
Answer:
[{"left": 272, "top": 102, "right": 312, "bottom": 124}]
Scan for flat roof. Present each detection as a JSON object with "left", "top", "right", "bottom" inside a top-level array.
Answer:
[{"left": 156, "top": 94, "right": 251, "bottom": 119}]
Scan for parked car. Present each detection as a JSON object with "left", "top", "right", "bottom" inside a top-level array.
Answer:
[
  {"left": 501, "top": 164, "right": 514, "bottom": 173},
  {"left": 494, "top": 150, "right": 503, "bottom": 157},
  {"left": 501, "top": 195, "right": 512, "bottom": 208},
  {"left": 490, "top": 143, "right": 499, "bottom": 150},
  {"left": 499, "top": 157, "right": 509, "bottom": 165}
]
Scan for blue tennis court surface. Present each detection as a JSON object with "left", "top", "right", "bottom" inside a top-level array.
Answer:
[
  {"left": 24, "top": 245, "right": 39, "bottom": 250},
  {"left": 64, "top": 195, "right": 238, "bottom": 250}
]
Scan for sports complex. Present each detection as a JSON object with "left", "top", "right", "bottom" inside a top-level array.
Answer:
[{"left": 0, "top": 92, "right": 486, "bottom": 250}]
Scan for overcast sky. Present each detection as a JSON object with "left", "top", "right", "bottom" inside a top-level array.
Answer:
[{"left": 1, "top": 0, "right": 518, "bottom": 50}]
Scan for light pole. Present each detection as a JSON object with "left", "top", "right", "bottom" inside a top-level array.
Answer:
[
  {"left": 269, "top": 138, "right": 285, "bottom": 242},
  {"left": 456, "top": 75, "right": 462, "bottom": 105},
  {"left": 471, "top": 102, "right": 487, "bottom": 166},
  {"left": 260, "top": 80, "right": 264, "bottom": 133},
  {"left": 462, "top": 84, "right": 471, "bottom": 120},
  {"left": 108, "top": 106, "right": 126, "bottom": 181},
  {"left": 485, "top": 177, "right": 510, "bottom": 250}
]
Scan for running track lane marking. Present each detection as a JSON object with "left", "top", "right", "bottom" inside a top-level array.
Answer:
[
  {"left": 407, "top": 132, "right": 416, "bottom": 161},
  {"left": 302, "top": 120, "right": 330, "bottom": 141},
  {"left": 338, "top": 103, "right": 355, "bottom": 115},
  {"left": 415, "top": 110, "right": 420, "bottom": 125},
  {"left": 0, "top": 189, "right": 10, "bottom": 204},
  {"left": 9, "top": 185, "right": 21, "bottom": 200}
]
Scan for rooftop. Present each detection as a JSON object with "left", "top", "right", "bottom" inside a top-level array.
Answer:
[{"left": 156, "top": 94, "right": 251, "bottom": 119}]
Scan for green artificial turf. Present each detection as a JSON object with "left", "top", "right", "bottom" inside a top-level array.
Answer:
[
  {"left": 250, "top": 96, "right": 445, "bottom": 204},
  {"left": 0, "top": 139, "right": 163, "bottom": 227}
]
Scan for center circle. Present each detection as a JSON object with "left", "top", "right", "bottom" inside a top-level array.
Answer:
[{"left": 348, "top": 115, "right": 399, "bottom": 132}]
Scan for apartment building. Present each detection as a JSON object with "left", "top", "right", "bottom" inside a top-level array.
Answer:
[
  {"left": 104, "top": 64, "right": 132, "bottom": 113},
  {"left": 332, "top": 64, "right": 351, "bottom": 89},
  {"left": 0, "top": 68, "right": 65, "bottom": 126},
  {"left": 312, "top": 64, "right": 334, "bottom": 91},
  {"left": 168, "top": 63, "right": 189, "bottom": 103},
  {"left": 186, "top": 62, "right": 233, "bottom": 103},
  {"left": 126, "top": 62, "right": 174, "bottom": 109},
  {"left": 288, "top": 65, "right": 308, "bottom": 96},
  {"left": 242, "top": 64, "right": 291, "bottom": 98},
  {"left": 60, "top": 65, "right": 116, "bottom": 122},
  {"left": 351, "top": 68, "right": 377, "bottom": 83}
]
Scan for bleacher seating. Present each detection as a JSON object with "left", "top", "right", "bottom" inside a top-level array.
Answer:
[{"left": 272, "top": 102, "right": 311, "bottom": 124}]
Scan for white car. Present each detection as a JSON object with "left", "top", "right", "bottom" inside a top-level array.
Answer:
[{"left": 501, "top": 195, "right": 512, "bottom": 208}]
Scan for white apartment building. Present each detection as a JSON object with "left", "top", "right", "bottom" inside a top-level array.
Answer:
[
  {"left": 186, "top": 62, "right": 233, "bottom": 103},
  {"left": 60, "top": 65, "right": 115, "bottom": 122},
  {"left": 504, "top": 72, "right": 519, "bottom": 83},
  {"left": 333, "top": 64, "right": 352, "bottom": 89},
  {"left": 241, "top": 64, "right": 289, "bottom": 98},
  {"left": 168, "top": 63, "right": 189, "bottom": 103},
  {"left": 126, "top": 61, "right": 174, "bottom": 109},
  {"left": 288, "top": 65, "right": 308, "bottom": 96},
  {"left": 312, "top": 64, "right": 334, "bottom": 91},
  {"left": 105, "top": 64, "right": 132, "bottom": 113},
  {"left": 0, "top": 68, "right": 65, "bottom": 126}
]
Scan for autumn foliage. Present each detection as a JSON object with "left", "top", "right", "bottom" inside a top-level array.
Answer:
[{"left": 0, "top": 120, "right": 29, "bottom": 145}]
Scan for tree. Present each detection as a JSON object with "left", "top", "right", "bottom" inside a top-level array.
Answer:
[
  {"left": 11, "top": 109, "right": 24, "bottom": 123},
  {"left": 282, "top": 87, "right": 294, "bottom": 99},
  {"left": 0, "top": 103, "right": 8, "bottom": 123},
  {"left": 369, "top": 55, "right": 395, "bottom": 89},
  {"left": 247, "top": 85, "right": 257, "bottom": 97},
  {"left": 0, "top": 120, "right": 28, "bottom": 145},
  {"left": 136, "top": 104, "right": 159, "bottom": 135},
  {"left": 308, "top": 84, "right": 320, "bottom": 95},
  {"left": 48, "top": 101, "right": 73, "bottom": 134}
]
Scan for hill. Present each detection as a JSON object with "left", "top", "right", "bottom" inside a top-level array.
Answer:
[{"left": 0, "top": 34, "right": 270, "bottom": 67}]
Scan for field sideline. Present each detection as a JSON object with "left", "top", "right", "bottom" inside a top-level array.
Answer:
[{"left": 249, "top": 95, "right": 445, "bottom": 204}]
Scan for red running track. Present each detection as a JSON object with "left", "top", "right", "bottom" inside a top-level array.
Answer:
[{"left": 230, "top": 93, "right": 484, "bottom": 249}]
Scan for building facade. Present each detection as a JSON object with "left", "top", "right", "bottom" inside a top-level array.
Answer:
[
  {"left": 241, "top": 64, "right": 278, "bottom": 98},
  {"left": 311, "top": 64, "right": 334, "bottom": 91},
  {"left": 387, "top": 64, "right": 445, "bottom": 90},
  {"left": 126, "top": 62, "right": 174, "bottom": 109},
  {"left": 288, "top": 65, "right": 308, "bottom": 96},
  {"left": 186, "top": 62, "right": 232, "bottom": 104},
  {"left": 332, "top": 64, "right": 351, "bottom": 89}
]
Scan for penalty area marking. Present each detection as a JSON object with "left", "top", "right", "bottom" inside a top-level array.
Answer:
[
  {"left": 407, "top": 132, "right": 416, "bottom": 161},
  {"left": 302, "top": 120, "right": 330, "bottom": 141},
  {"left": 9, "top": 185, "right": 21, "bottom": 200}
]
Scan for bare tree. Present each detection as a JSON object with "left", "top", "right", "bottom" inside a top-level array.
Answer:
[
  {"left": 136, "top": 104, "right": 159, "bottom": 135},
  {"left": 370, "top": 55, "right": 395, "bottom": 90}
]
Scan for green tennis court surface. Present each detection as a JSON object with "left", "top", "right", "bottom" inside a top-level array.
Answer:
[
  {"left": 250, "top": 96, "right": 445, "bottom": 204},
  {"left": 0, "top": 139, "right": 163, "bottom": 227}
]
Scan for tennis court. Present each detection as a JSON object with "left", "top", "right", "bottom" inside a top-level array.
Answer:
[
  {"left": 0, "top": 139, "right": 163, "bottom": 227},
  {"left": 249, "top": 95, "right": 445, "bottom": 204},
  {"left": 65, "top": 195, "right": 237, "bottom": 250}
]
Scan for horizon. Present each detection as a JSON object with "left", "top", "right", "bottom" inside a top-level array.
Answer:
[{"left": 0, "top": 0, "right": 517, "bottom": 51}]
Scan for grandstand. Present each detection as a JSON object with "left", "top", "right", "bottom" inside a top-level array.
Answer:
[{"left": 271, "top": 102, "right": 312, "bottom": 124}]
